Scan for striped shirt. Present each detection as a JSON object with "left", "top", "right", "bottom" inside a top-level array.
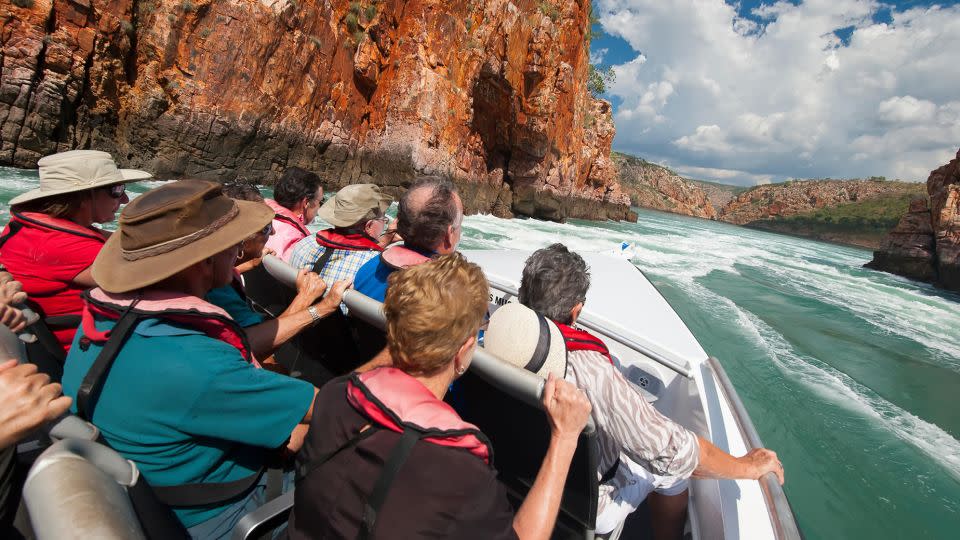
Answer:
[
  {"left": 289, "top": 235, "right": 379, "bottom": 286},
  {"left": 564, "top": 350, "right": 700, "bottom": 516}
]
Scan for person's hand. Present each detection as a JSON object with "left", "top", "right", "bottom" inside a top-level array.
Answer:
[
  {"left": 235, "top": 247, "right": 277, "bottom": 274},
  {"left": 0, "top": 304, "right": 27, "bottom": 333},
  {"left": 0, "top": 360, "right": 72, "bottom": 448},
  {"left": 294, "top": 269, "right": 327, "bottom": 305},
  {"left": 0, "top": 271, "right": 27, "bottom": 306},
  {"left": 541, "top": 373, "right": 591, "bottom": 441},
  {"left": 314, "top": 280, "right": 352, "bottom": 317},
  {"left": 742, "top": 448, "right": 784, "bottom": 485}
]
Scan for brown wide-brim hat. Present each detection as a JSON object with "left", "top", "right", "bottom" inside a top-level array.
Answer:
[
  {"left": 10, "top": 150, "right": 152, "bottom": 206},
  {"left": 317, "top": 183, "right": 393, "bottom": 228},
  {"left": 93, "top": 180, "right": 274, "bottom": 293}
]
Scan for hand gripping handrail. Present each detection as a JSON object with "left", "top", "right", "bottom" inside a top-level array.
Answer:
[
  {"left": 706, "top": 356, "right": 802, "bottom": 540},
  {"left": 260, "top": 255, "right": 595, "bottom": 433}
]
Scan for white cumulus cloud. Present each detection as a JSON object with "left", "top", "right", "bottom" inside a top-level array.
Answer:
[{"left": 597, "top": 0, "right": 960, "bottom": 185}]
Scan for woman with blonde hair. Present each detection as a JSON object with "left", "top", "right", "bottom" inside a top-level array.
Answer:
[{"left": 289, "top": 252, "right": 592, "bottom": 540}]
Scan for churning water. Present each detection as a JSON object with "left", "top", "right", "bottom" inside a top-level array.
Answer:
[{"left": 2, "top": 168, "right": 957, "bottom": 538}]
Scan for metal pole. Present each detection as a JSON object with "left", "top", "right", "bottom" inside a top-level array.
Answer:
[{"left": 706, "top": 356, "right": 802, "bottom": 540}]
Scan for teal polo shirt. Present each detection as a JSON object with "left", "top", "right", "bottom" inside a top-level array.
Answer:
[
  {"left": 61, "top": 314, "right": 314, "bottom": 528},
  {"left": 206, "top": 284, "right": 265, "bottom": 328}
]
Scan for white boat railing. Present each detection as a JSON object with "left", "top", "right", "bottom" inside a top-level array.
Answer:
[
  {"left": 483, "top": 276, "right": 694, "bottom": 379},
  {"left": 706, "top": 356, "right": 802, "bottom": 540},
  {"left": 260, "top": 255, "right": 594, "bottom": 432}
]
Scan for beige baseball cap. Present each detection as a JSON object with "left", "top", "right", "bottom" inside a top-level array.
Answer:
[
  {"left": 317, "top": 183, "right": 393, "bottom": 228},
  {"left": 10, "top": 150, "right": 152, "bottom": 206}
]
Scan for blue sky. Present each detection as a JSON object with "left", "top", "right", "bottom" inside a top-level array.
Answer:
[{"left": 590, "top": 1, "right": 960, "bottom": 185}]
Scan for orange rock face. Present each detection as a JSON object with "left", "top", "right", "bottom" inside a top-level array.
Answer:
[
  {"left": 612, "top": 152, "right": 716, "bottom": 219},
  {"left": 867, "top": 148, "right": 960, "bottom": 291},
  {"left": 0, "top": 0, "right": 633, "bottom": 222},
  {"left": 926, "top": 148, "right": 960, "bottom": 289}
]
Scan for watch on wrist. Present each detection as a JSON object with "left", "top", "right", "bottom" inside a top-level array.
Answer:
[{"left": 307, "top": 305, "right": 322, "bottom": 322}]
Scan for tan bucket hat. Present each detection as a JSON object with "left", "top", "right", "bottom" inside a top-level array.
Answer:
[
  {"left": 317, "top": 184, "right": 393, "bottom": 228},
  {"left": 93, "top": 180, "right": 274, "bottom": 293},
  {"left": 483, "top": 302, "right": 568, "bottom": 378},
  {"left": 10, "top": 150, "right": 152, "bottom": 206}
]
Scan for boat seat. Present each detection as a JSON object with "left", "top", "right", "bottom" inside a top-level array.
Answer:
[
  {"left": 230, "top": 490, "right": 294, "bottom": 540},
  {"left": 23, "top": 438, "right": 149, "bottom": 540},
  {"left": 457, "top": 370, "right": 599, "bottom": 539}
]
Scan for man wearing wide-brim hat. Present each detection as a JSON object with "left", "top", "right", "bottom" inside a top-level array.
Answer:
[
  {"left": 289, "top": 183, "right": 398, "bottom": 286},
  {"left": 60, "top": 180, "right": 349, "bottom": 535}
]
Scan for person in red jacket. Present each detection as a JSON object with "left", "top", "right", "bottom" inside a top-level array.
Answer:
[{"left": 0, "top": 150, "right": 150, "bottom": 356}]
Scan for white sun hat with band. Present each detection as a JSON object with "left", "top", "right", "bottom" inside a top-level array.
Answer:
[
  {"left": 483, "top": 302, "right": 568, "bottom": 378},
  {"left": 10, "top": 150, "right": 152, "bottom": 206}
]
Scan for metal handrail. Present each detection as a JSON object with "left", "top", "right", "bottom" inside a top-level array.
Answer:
[
  {"left": 706, "top": 356, "right": 802, "bottom": 540},
  {"left": 260, "top": 255, "right": 595, "bottom": 432},
  {"left": 484, "top": 276, "right": 693, "bottom": 379}
]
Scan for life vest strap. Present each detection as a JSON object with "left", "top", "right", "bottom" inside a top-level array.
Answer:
[{"left": 358, "top": 428, "right": 422, "bottom": 540}]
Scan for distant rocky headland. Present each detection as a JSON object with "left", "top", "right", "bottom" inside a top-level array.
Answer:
[
  {"left": 0, "top": 0, "right": 633, "bottom": 222},
  {"left": 612, "top": 151, "right": 924, "bottom": 249},
  {"left": 867, "top": 148, "right": 960, "bottom": 292}
]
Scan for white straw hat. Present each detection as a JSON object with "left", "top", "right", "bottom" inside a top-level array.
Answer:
[
  {"left": 10, "top": 150, "right": 152, "bottom": 206},
  {"left": 483, "top": 302, "right": 567, "bottom": 378}
]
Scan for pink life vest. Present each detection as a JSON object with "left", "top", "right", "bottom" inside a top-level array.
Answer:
[
  {"left": 555, "top": 321, "right": 613, "bottom": 364},
  {"left": 380, "top": 245, "right": 431, "bottom": 270},
  {"left": 346, "top": 367, "right": 492, "bottom": 464},
  {"left": 80, "top": 288, "right": 259, "bottom": 367}
]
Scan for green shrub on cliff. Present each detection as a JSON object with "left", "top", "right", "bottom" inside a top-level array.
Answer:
[{"left": 588, "top": 64, "right": 616, "bottom": 96}]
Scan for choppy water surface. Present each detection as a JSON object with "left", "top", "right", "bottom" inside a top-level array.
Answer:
[{"left": 2, "top": 168, "right": 958, "bottom": 538}]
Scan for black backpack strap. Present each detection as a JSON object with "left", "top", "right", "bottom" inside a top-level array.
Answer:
[
  {"left": 151, "top": 470, "right": 264, "bottom": 507},
  {"left": 311, "top": 246, "right": 336, "bottom": 276},
  {"left": 26, "top": 315, "right": 69, "bottom": 365},
  {"left": 296, "top": 425, "right": 378, "bottom": 482},
  {"left": 76, "top": 309, "right": 141, "bottom": 420},
  {"left": 0, "top": 220, "right": 24, "bottom": 250},
  {"left": 600, "top": 456, "right": 621, "bottom": 484},
  {"left": 358, "top": 428, "right": 421, "bottom": 540}
]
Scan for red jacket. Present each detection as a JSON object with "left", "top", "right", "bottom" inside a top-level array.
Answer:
[{"left": 0, "top": 212, "right": 106, "bottom": 352}]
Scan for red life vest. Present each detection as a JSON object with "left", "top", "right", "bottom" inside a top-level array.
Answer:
[
  {"left": 315, "top": 229, "right": 382, "bottom": 251},
  {"left": 380, "top": 245, "right": 432, "bottom": 270},
  {"left": 80, "top": 288, "right": 258, "bottom": 366},
  {"left": 555, "top": 321, "right": 613, "bottom": 364},
  {"left": 0, "top": 212, "right": 107, "bottom": 352},
  {"left": 346, "top": 367, "right": 492, "bottom": 464}
]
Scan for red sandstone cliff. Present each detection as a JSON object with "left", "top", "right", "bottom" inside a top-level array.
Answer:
[
  {"left": 868, "top": 148, "right": 960, "bottom": 291},
  {"left": 0, "top": 0, "right": 633, "bottom": 222},
  {"left": 612, "top": 152, "right": 717, "bottom": 219}
]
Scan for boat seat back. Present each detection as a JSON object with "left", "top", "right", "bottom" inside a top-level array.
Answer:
[
  {"left": 457, "top": 371, "right": 599, "bottom": 538},
  {"left": 23, "top": 439, "right": 147, "bottom": 540}
]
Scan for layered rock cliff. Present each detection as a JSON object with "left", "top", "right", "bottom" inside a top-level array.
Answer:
[
  {"left": 612, "top": 152, "right": 716, "bottom": 218},
  {"left": 867, "top": 148, "right": 960, "bottom": 291},
  {"left": 720, "top": 180, "right": 923, "bottom": 225},
  {"left": 0, "top": 0, "right": 633, "bottom": 222}
]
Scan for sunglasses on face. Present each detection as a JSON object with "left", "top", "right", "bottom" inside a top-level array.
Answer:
[
  {"left": 106, "top": 184, "right": 126, "bottom": 199},
  {"left": 259, "top": 223, "right": 274, "bottom": 236}
]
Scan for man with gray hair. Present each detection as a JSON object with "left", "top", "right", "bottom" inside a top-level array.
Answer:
[
  {"left": 493, "top": 243, "right": 784, "bottom": 540},
  {"left": 352, "top": 177, "right": 463, "bottom": 302}
]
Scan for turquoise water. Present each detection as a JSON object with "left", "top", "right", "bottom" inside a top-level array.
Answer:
[{"left": 2, "top": 168, "right": 958, "bottom": 538}]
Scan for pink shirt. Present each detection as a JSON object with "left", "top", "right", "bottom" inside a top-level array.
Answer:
[{"left": 264, "top": 199, "right": 311, "bottom": 262}]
